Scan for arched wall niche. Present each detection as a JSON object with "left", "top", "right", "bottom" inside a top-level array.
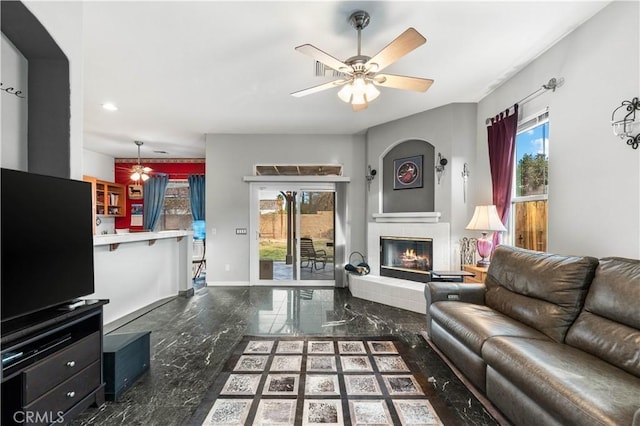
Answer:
[
  {"left": 1, "top": 0, "right": 70, "bottom": 178},
  {"left": 381, "top": 139, "right": 435, "bottom": 213}
]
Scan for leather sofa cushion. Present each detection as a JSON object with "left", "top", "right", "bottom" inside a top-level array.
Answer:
[
  {"left": 430, "top": 320, "right": 489, "bottom": 391},
  {"left": 430, "top": 301, "right": 549, "bottom": 355},
  {"left": 485, "top": 246, "right": 598, "bottom": 342},
  {"left": 566, "top": 257, "right": 640, "bottom": 378},
  {"left": 486, "top": 368, "right": 564, "bottom": 426},
  {"left": 483, "top": 336, "right": 640, "bottom": 425}
]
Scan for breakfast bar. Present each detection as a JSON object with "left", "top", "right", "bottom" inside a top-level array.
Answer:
[{"left": 91, "top": 230, "right": 193, "bottom": 332}]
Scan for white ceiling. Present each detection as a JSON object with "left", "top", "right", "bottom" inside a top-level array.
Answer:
[{"left": 82, "top": 1, "right": 609, "bottom": 159}]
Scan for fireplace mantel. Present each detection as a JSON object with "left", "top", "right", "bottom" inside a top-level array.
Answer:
[{"left": 372, "top": 212, "right": 441, "bottom": 223}]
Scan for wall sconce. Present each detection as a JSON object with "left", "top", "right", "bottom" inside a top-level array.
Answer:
[
  {"left": 461, "top": 163, "right": 470, "bottom": 203},
  {"left": 611, "top": 97, "right": 639, "bottom": 149},
  {"left": 366, "top": 165, "right": 377, "bottom": 191},
  {"left": 435, "top": 153, "right": 448, "bottom": 184}
]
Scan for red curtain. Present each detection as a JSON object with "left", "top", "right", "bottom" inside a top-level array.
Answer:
[{"left": 487, "top": 104, "right": 519, "bottom": 247}]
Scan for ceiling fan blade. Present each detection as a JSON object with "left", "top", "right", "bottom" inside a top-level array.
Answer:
[
  {"left": 352, "top": 102, "right": 368, "bottom": 112},
  {"left": 365, "top": 28, "right": 426, "bottom": 72},
  {"left": 373, "top": 74, "right": 434, "bottom": 92},
  {"left": 295, "top": 44, "right": 351, "bottom": 74},
  {"left": 291, "top": 79, "right": 349, "bottom": 97}
]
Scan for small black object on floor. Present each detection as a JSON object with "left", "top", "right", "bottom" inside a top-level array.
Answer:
[{"left": 103, "top": 331, "right": 151, "bottom": 401}]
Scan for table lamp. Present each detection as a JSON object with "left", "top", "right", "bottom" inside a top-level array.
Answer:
[{"left": 465, "top": 205, "right": 507, "bottom": 267}]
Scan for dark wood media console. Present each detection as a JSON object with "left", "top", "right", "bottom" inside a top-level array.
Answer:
[{"left": 1, "top": 300, "right": 109, "bottom": 425}]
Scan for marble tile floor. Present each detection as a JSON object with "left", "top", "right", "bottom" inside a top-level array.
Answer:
[{"left": 73, "top": 287, "right": 499, "bottom": 426}]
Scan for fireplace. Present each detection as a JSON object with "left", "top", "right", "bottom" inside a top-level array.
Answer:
[{"left": 380, "top": 236, "right": 433, "bottom": 283}]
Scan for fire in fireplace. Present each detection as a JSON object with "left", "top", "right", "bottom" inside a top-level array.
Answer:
[{"left": 380, "top": 236, "right": 433, "bottom": 283}]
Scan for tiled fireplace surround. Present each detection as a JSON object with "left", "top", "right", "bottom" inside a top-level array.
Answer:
[{"left": 349, "top": 213, "right": 450, "bottom": 314}]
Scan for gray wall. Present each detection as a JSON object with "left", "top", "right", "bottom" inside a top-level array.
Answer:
[
  {"left": 382, "top": 140, "right": 435, "bottom": 213},
  {"left": 205, "top": 133, "right": 366, "bottom": 284},
  {"left": 475, "top": 1, "right": 639, "bottom": 258}
]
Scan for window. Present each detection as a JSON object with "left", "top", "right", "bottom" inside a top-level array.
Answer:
[
  {"left": 157, "top": 180, "right": 192, "bottom": 231},
  {"left": 510, "top": 111, "right": 549, "bottom": 252}
]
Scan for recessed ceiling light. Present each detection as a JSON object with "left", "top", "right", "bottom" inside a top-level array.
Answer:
[{"left": 102, "top": 102, "right": 118, "bottom": 111}]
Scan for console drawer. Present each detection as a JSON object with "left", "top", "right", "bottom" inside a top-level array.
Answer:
[
  {"left": 23, "top": 361, "right": 101, "bottom": 424},
  {"left": 23, "top": 332, "right": 101, "bottom": 403}
]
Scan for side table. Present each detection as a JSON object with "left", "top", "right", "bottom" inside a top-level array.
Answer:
[
  {"left": 430, "top": 270, "right": 476, "bottom": 283},
  {"left": 462, "top": 265, "right": 488, "bottom": 283}
]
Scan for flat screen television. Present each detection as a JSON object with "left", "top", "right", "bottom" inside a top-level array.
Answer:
[{"left": 1, "top": 168, "right": 95, "bottom": 322}]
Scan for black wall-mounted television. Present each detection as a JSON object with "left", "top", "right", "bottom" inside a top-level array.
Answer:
[{"left": 1, "top": 168, "right": 95, "bottom": 322}]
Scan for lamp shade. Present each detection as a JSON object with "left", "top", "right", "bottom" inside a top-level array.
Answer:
[{"left": 465, "top": 205, "right": 507, "bottom": 232}]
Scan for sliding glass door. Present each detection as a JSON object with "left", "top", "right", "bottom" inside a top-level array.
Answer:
[
  {"left": 251, "top": 183, "right": 335, "bottom": 285},
  {"left": 298, "top": 191, "right": 334, "bottom": 281}
]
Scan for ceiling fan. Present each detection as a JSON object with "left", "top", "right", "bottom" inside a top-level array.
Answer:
[
  {"left": 291, "top": 10, "right": 434, "bottom": 111},
  {"left": 130, "top": 141, "right": 152, "bottom": 182}
]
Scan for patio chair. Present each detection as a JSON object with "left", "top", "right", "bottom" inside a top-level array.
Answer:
[
  {"left": 300, "top": 237, "right": 327, "bottom": 271},
  {"left": 192, "top": 238, "right": 206, "bottom": 279}
]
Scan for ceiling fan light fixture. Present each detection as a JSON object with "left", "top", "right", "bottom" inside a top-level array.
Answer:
[
  {"left": 131, "top": 141, "right": 152, "bottom": 182},
  {"left": 337, "top": 77, "right": 380, "bottom": 105},
  {"left": 130, "top": 164, "right": 151, "bottom": 182}
]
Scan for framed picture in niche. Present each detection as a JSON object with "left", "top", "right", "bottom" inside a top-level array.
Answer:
[
  {"left": 394, "top": 155, "right": 423, "bottom": 190},
  {"left": 128, "top": 184, "right": 143, "bottom": 199}
]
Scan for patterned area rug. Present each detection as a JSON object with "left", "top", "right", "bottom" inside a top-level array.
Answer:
[{"left": 192, "top": 336, "right": 457, "bottom": 425}]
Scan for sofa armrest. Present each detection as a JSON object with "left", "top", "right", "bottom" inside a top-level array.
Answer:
[
  {"left": 424, "top": 282, "right": 487, "bottom": 338},
  {"left": 424, "top": 282, "right": 486, "bottom": 307}
]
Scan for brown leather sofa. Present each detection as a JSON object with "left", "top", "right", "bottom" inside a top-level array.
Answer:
[{"left": 425, "top": 245, "right": 640, "bottom": 425}]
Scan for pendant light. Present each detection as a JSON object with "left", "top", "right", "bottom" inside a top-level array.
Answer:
[{"left": 131, "top": 141, "right": 152, "bottom": 182}]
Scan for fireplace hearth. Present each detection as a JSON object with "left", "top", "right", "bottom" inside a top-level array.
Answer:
[{"left": 380, "top": 236, "right": 433, "bottom": 283}]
